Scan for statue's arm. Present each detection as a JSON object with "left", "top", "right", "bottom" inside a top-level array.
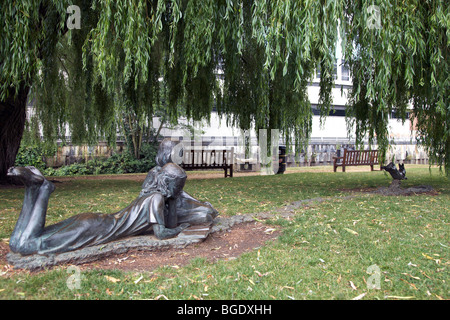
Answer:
[
  {"left": 150, "top": 193, "right": 166, "bottom": 225},
  {"left": 180, "top": 190, "right": 197, "bottom": 202},
  {"left": 151, "top": 193, "right": 189, "bottom": 239},
  {"left": 166, "top": 198, "right": 177, "bottom": 229},
  {"left": 181, "top": 191, "right": 214, "bottom": 208}
]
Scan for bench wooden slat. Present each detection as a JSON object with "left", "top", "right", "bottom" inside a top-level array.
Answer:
[
  {"left": 334, "top": 149, "right": 379, "bottom": 172},
  {"left": 181, "top": 148, "right": 234, "bottom": 177}
]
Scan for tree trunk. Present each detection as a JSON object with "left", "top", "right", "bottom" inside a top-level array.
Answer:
[{"left": 0, "top": 85, "right": 30, "bottom": 184}]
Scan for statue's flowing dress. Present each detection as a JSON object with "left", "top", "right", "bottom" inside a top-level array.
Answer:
[{"left": 35, "top": 193, "right": 159, "bottom": 254}]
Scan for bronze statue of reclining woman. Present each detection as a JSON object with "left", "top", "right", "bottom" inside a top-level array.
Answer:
[
  {"left": 7, "top": 139, "right": 219, "bottom": 256},
  {"left": 7, "top": 163, "right": 191, "bottom": 255}
]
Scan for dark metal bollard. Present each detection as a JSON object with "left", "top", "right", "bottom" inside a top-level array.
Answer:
[{"left": 277, "top": 146, "right": 286, "bottom": 174}]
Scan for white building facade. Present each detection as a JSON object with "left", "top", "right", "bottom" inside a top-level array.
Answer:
[{"left": 156, "top": 57, "right": 426, "bottom": 170}]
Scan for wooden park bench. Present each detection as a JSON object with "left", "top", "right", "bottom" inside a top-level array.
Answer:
[
  {"left": 333, "top": 149, "right": 379, "bottom": 172},
  {"left": 181, "top": 148, "right": 234, "bottom": 178}
]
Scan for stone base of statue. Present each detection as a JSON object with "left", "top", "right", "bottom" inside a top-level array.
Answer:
[{"left": 6, "top": 223, "right": 213, "bottom": 271}]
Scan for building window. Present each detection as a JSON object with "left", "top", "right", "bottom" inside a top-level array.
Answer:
[
  {"left": 315, "top": 60, "right": 338, "bottom": 80},
  {"left": 341, "top": 60, "right": 350, "bottom": 81},
  {"left": 312, "top": 106, "right": 346, "bottom": 117}
]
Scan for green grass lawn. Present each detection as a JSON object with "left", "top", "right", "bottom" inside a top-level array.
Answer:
[{"left": 0, "top": 165, "right": 448, "bottom": 300}]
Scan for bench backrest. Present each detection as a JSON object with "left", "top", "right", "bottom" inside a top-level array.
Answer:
[
  {"left": 343, "top": 149, "right": 378, "bottom": 165},
  {"left": 182, "top": 148, "right": 234, "bottom": 167}
]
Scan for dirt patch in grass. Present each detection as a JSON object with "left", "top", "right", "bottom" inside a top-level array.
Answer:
[
  {"left": 79, "top": 221, "right": 279, "bottom": 272},
  {"left": 339, "top": 183, "right": 438, "bottom": 197}
]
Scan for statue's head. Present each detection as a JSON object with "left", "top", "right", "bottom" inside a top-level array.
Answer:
[
  {"left": 141, "top": 162, "right": 187, "bottom": 199},
  {"left": 161, "top": 163, "right": 187, "bottom": 198},
  {"left": 156, "top": 138, "right": 184, "bottom": 167}
]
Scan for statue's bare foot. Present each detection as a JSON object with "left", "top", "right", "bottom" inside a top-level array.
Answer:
[
  {"left": 7, "top": 167, "right": 45, "bottom": 186},
  {"left": 26, "top": 166, "right": 55, "bottom": 193},
  {"left": 26, "top": 166, "right": 45, "bottom": 178}
]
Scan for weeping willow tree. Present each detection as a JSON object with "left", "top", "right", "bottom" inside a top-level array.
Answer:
[
  {"left": 1, "top": 0, "right": 448, "bottom": 182},
  {"left": 343, "top": 1, "right": 449, "bottom": 172}
]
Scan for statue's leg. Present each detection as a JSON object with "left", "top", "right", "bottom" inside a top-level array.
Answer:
[
  {"left": 19, "top": 178, "right": 55, "bottom": 244},
  {"left": 9, "top": 184, "right": 41, "bottom": 252},
  {"left": 8, "top": 167, "right": 44, "bottom": 253},
  {"left": 7, "top": 167, "right": 54, "bottom": 255}
]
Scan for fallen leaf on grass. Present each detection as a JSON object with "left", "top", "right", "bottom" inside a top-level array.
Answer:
[
  {"left": 352, "top": 293, "right": 366, "bottom": 300},
  {"left": 344, "top": 228, "right": 359, "bottom": 235},
  {"left": 264, "top": 228, "right": 277, "bottom": 234},
  {"left": 385, "top": 295, "right": 415, "bottom": 300},
  {"left": 281, "top": 286, "right": 295, "bottom": 291},
  {"left": 254, "top": 270, "right": 272, "bottom": 277},
  {"left": 104, "top": 275, "right": 120, "bottom": 283},
  {"left": 420, "top": 270, "right": 432, "bottom": 279},
  {"left": 171, "top": 252, "right": 190, "bottom": 257},
  {"left": 400, "top": 279, "right": 418, "bottom": 290},
  {"left": 349, "top": 281, "right": 357, "bottom": 290},
  {"left": 422, "top": 253, "right": 434, "bottom": 260},
  {"left": 438, "top": 242, "right": 449, "bottom": 248},
  {"left": 401, "top": 273, "right": 420, "bottom": 280},
  {"left": 422, "top": 253, "right": 441, "bottom": 264},
  {"left": 252, "top": 216, "right": 265, "bottom": 223}
]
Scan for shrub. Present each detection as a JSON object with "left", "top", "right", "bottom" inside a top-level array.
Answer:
[
  {"left": 43, "top": 142, "right": 158, "bottom": 176},
  {"left": 14, "top": 145, "right": 46, "bottom": 171}
]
